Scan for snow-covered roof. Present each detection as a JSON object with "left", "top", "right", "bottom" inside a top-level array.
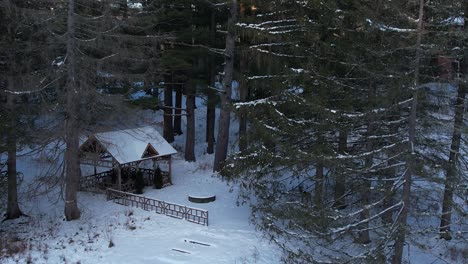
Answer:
[{"left": 81, "top": 126, "right": 177, "bottom": 164}]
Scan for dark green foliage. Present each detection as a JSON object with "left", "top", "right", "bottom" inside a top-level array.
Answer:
[
  {"left": 153, "top": 167, "right": 163, "bottom": 189},
  {"left": 135, "top": 170, "right": 145, "bottom": 194},
  {"left": 129, "top": 97, "right": 162, "bottom": 111}
]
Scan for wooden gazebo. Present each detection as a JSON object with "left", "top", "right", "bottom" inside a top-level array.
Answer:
[{"left": 79, "top": 126, "right": 177, "bottom": 191}]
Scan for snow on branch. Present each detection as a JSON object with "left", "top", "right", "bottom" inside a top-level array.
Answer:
[
  {"left": 324, "top": 98, "right": 413, "bottom": 119},
  {"left": 234, "top": 97, "right": 276, "bottom": 108},
  {"left": 236, "top": 19, "right": 304, "bottom": 35},
  {"left": 247, "top": 74, "right": 292, "bottom": 80},
  {"left": 2, "top": 77, "right": 61, "bottom": 95},
  {"left": 249, "top": 42, "right": 297, "bottom": 49},
  {"left": 331, "top": 201, "right": 403, "bottom": 234},
  {"left": 256, "top": 10, "right": 292, "bottom": 18},
  {"left": 322, "top": 141, "right": 408, "bottom": 161},
  {"left": 366, "top": 19, "right": 416, "bottom": 33},
  {"left": 255, "top": 48, "right": 306, "bottom": 58}
]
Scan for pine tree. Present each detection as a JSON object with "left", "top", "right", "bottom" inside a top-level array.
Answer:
[
  {"left": 225, "top": 0, "right": 433, "bottom": 262},
  {"left": 0, "top": 0, "right": 53, "bottom": 220},
  {"left": 135, "top": 170, "right": 145, "bottom": 194},
  {"left": 153, "top": 166, "right": 163, "bottom": 189},
  {"left": 439, "top": 1, "right": 467, "bottom": 240},
  {"left": 213, "top": 0, "right": 237, "bottom": 172}
]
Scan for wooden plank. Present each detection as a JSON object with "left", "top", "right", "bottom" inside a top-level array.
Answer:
[
  {"left": 185, "top": 240, "right": 211, "bottom": 247},
  {"left": 171, "top": 248, "right": 191, "bottom": 254}
]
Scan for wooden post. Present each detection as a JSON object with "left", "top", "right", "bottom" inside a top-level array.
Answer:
[
  {"left": 168, "top": 156, "right": 172, "bottom": 184},
  {"left": 116, "top": 166, "right": 122, "bottom": 191},
  {"left": 93, "top": 159, "right": 97, "bottom": 175}
]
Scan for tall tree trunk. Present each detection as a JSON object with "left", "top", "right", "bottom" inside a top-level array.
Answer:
[
  {"left": 238, "top": 50, "right": 248, "bottom": 152},
  {"left": 439, "top": 31, "right": 467, "bottom": 239},
  {"left": 5, "top": 93, "right": 24, "bottom": 220},
  {"left": 382, "top": 114, "right": 399, "bottom": 225},
  {"left": 439, "top": 84, "right": 465, "bottom": 240},
  {"left": 163, "top": 73, "right": 174, "bottom": 143},
  {"left": 213, "top": 0, "right": 237, "bottom": 172},
  {"left": 120, "top": 0, "right": 128, "bottom": 19},
  {"left": 6, "top": 133, "right": 23, "bottom": 220},
  {"left": 314, "top": 161, "right": 324, "bottom": 209},
  {"left": 64, "top": 0, "right": 81, "bottom": 221},
  {"left": 174, "top": 83, "right": 183, "bottom": 135},
  {"left": 392, "top": 0, "right": 424, "bottom": 262},
  {"left": 333, "top": 128, "right": 347, "bottom": 209},
  {"left": 357, "top": 82, "right": 376, "bottom": 244},
  {"left": 185, "top": 79, "right": 196, "bottom": 162},
  {"left": 206, "top": 9, "right": 216, "bottom": 154}
]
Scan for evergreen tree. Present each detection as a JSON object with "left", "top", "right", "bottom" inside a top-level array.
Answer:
[
  {"left": 0, "top": 0, "right": 53, "bottom": 220},
  {"left": 153, "top": 166, "right": 163, "bottom": 189},
  {"left": 438, "top": 0, "right": 467, "bottom": 241},
  {"left": 213, "top": 0, "right": 237, "bottom": 172},
  {"left": 135, "top": 170, "right": 145, "bottom": 194}
]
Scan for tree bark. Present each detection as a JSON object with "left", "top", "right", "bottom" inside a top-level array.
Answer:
[
  {"left": 5, "top": 95, "right": 24, "bottom": 220},
  {"left": 206, "top": 8, "right": 216, "bottom": 154},
  {"left": 213, "top": 0, "right": 237, "bottom": 172},
  {"left": 357, "top": 82, "right": 376, "bottom": 244},
  {"left": 333, "top": 128, "right": 347, "bottom": 209},
  {"left": 174, "top": 82, "right": 183, "bottom": 135},
  {"left": 163, "top": 73, "right": 174, "bottom": 143},
  {"left": 64, "top": 0, "right": 81, "bottom": 221},
  {"left": 392, "top": 0, "right": 424, "bottom": 262},
  {"left": 238, "top": 50, "right": 248, "bottom": 152},
  {"left": 439, "top": 54, "right": 466, "bottom": 239},
  {"left": 185, "top": 80, "right": 196, "bottom": 162},
  {"left": 382, "top": 114, "right": 399, "bottom": 225},
  {"left": 314, "top": 161, "right": 324, "bottom": 209}
]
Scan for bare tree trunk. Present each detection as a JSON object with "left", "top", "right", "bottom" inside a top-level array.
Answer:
[
  {"left": 206, "top": 9, "right": 216, "bottom": 154},
  {"left": 185, "top": 80, "right": 196, "bottom": 162},
  {"left": 357, "top": 82, "right": 376, "bottom": 244},
  {"left": 174, "top": 83, "right": 183, "bottom": 135},
  {"left": 5, "top": 93, "right": 24, "bottom": 220},
  {"left": 6, "top": 139, "right": 23, "bottom": 220},
  {"left": 439, "top": 2, "right": 467, "bottom": 240},
  {"left": 238, "top": 50, "right": 248, "bottom": 152},
  {"left": 333, "top": 128, "right": 347, "bottom": 209},
  {"left": 213, "top": 0, "right": 237, "bottom": 172},
  {"left": 64, "top": 0, "right": 81, "bottom": 221},
  {"left": 314, "top": 161, "right": 324, "bottom": 209},
  {"left": 439, "top": 59, "right": 466, "bottom": 239},
  {"left": 383, "top": 116, "right": 399, "bottom": 225},
  {"left": 163, "top": 73, "right": 174, "bottom": 143},
  {"left": 392, "top": 0, "right": 424, "bottom": 262},
  {"left": 120, "top": 0, "right": 128, "bottom": 19}
]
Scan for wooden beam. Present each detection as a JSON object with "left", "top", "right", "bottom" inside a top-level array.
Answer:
[
  {"left": 116, "top": 166, "right": 122, "bottom": 191},
  {"left": 168, "top": 155, "right": 172, "bottom": 184},
  {"left": 80, "top": 159, "right": 114, "bottom": 168}
]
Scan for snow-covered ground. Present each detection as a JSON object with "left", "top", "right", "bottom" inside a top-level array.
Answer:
[
  {"left": 0, "top": 92, "right": 281, "bottom": 263},
  {"left": 1, "top": 153, "right": 280, "bottom": 264},
  {"left": 1, "top": 89, "right": 466, "bottom": 263}
]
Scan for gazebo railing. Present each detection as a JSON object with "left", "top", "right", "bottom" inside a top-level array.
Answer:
[
  {"left": 106, "top": 188, "right": 209, "bottom": 226},
  {"left": 80, "top": 170, "right": 113, "bottom": 191},
  {"left": 80, "top": 168, "right": 170, "bottom": 192}
]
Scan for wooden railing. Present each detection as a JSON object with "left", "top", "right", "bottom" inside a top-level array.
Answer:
[
  {"left": 80, "top": 168, "right": 171, "bottom": 192},
  {"left": 106, "top": 188, "right": 209, "bottom": 226},
  {"left": 80, "top": 170, "right": 113, "bottom": 191}
]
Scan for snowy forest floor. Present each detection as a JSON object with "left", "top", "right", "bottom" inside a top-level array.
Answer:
[
  {"left": 0, "top": 93, "right": 467, "bottom": 264},
  {"left": 0, "top": 94, "right": 282, "bottom": 263}
]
